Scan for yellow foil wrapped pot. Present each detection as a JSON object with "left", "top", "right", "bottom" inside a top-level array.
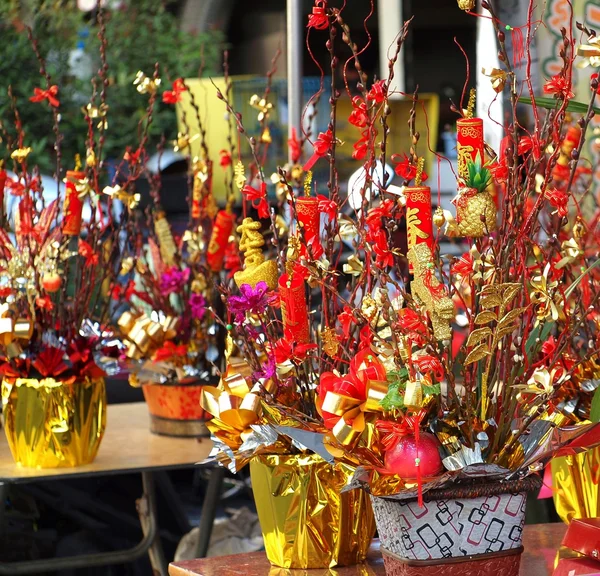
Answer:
[
  {"left": 250, "top": 453, "right": 375, "bottom": 569},
  {"left": 552, "top": 448, "right": 600, "bottom": 523},
  {"left": 2, "top": 377, "right": 106, "bottom": 468}
]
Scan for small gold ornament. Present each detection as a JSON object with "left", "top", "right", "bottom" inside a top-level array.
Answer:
[
  {"left": 82, "top": 103, "right": 109, "bottom": 130},
  {"left": 249, "top": 94, "right": 273, "bottom": 122},
  {"left": 233, "top": 218, "right": 278, "bottom": 289},
  {"left": 133, "top": 71, "right": 161, "bottom": 95},
  {"left": 234, "top": 162, "right": 246, "bottom": 190},
  {"left": 10, "top": 147, "right": 32, "bottom": 162},
  {"left": 457, "top": 0, "right": 475, "bottom": 10},
  {"left": 433, "top": 207, "right": 446, "bottom": 228},
  {"left": 404, "top": 377, "right": 424, "bottom": 410},
  {"left": 320, "top": 327, "right": 340, "bottom": 357},
  {"left": 86, "top": 148, "right": 97, "bottom": 168},
  {"left": 173, "top": 132, "right": 199, "bottom": 152}
]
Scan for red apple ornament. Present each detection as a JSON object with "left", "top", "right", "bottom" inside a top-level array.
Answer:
[
  {"left": 42, "top": 273, "right": 61, "bottom": 293},
  {"left": 384, "top": 432, "right": 443, "bottom": 478}
]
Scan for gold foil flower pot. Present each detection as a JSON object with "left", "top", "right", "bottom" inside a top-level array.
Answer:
[
  {"left": 1, "top": 377, "right": 106, "bottom": 468},
  {"left": 249, "top": 453, "right": 375, "bottom": 569}
]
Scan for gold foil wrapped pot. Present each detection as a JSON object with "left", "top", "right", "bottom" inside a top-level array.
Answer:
[
  {"left": 250, "top": 453, "right": 375, "bottom": 569},
  {"left": 2, "top": 377, "right": 106, "bottom": 468}
]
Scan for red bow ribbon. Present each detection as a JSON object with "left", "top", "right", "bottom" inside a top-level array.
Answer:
[
  {"left": 303, "top": 129, "right": 334, "bottom": 171},
  {"left": 33, "top": 347, "right": 68, "bottom": 378},
  {"left": 30, "top": 86, "right": 60, "bottom": 107},
  {"left": 154, "top": 341, "right": 188, "bottom": 362},
  {"left": 242, "top": 183, "right": 269, "bottom": 218}
]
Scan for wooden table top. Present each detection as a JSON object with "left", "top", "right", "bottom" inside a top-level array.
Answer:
[
  {"left": 0, "top": 402, "right": 212, "bottom": 483},
  {"left": 169, "top": 523, "right": 567, "bottom": 576}
]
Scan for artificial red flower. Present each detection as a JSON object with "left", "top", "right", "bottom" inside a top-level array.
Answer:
[
  {"left": 544, "top": 187, "right": 569, "bottom": 217},
  {"left": 124, "top": 147, "right": 142, "bottom": 164},
  {"left": 242, "top": 182, "right": 269, "bottom": 219},
  {"left": 30, "top": 85, "right": 59, "bottom": 107},
  {"left": 0, "top": 287, "right": 12, "bottom": 298},
  {"left": 543, "top": 74, "right": 574, "bottom": 100},
  {"left": 371, "top": 229, "right": 394, "bottom": 268},
  {"left": 367, "top": 80, "right": 386, "bottom": 103},
  {"left": 307, "top": 1, "right": 328, "bottom": 29},
  {"left": 518, "top": 134, "right": 542, "bottom": 161},
  {"left": 451, "top": 252, "right": 474, "bottom": 278},
  {"left": 338, "top": 305, "right": 356, "bottom": 337},
  {"left": 349, "top": 96, "right": 368, "bottom": 128},
  {"left": 392, "top": 153, "right": 427, "bottom": 182},
  {"left": 317, "top": 194, "right": 337, "bottom": 220},
  {"left": 541, "top": 336, "right": 557, "bottom": 357},
  {"left": 366, "top": 199, "right": 395, "bottom": 229},
  {"left": 6, "top": 178, "right": 26, "bottom": 196},
  {"left": 304, "top": 129, "right": 334, "bottom": 170},
  {"left": 78, "top": 239, "right": 99, "bottom": 267},
  {"left": 219, "top": 149, "right": 232, "bottom": 168},
  {"left": 359, "top": 324, "right": 373, "bottom": 349},
  {"left": 162, "top": 78, "right": 187, "bottom": 104},
  {"left": 352, "top": 130, "right": 369, "bottom": 161},
  {"left": 413, "top": 354, "right": 445, "bottom": 381},
  {"left": 272, "top": 330, "right": 317, "bottom": 364},
  {"left": 288, "top": 128, "right": 302, "bottom": 163},
  {"left": 35, "top": 295, "right": 54, "bottom": 311},
  {"left": 396, "top": 308, "right": 428, "bottom": 345}
]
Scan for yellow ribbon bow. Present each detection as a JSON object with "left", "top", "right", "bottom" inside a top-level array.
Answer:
[
  {"left": 117, "top": 311, "right": 178, "bottom": 360},
  {"left": 482, "top": 67, "right": 508, "bottom": 93}
]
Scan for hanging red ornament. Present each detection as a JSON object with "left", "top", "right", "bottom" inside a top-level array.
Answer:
[
  {"left": 296, "top": 196, "right": 323, "bottom": 259},
  {"left": 279, "top": 273, "right": 310, "bottom": 343},
  {"left": 63, "top": 170, "right": 86, "bottom": 236},
  {"left": 405, "top": 185, "right": 433, "bottom": 261},
  {"left": 384, "top": 432, "right": 443, "bottom": 479},
  {"left": 207, "top": 210, "right": 235, "bottom": 272},
  {"left": 456, "top": 117, "right": 485, "bottom": 181},
  {"left": 307, "top": 0, "right": 328, "bottom": 30}
]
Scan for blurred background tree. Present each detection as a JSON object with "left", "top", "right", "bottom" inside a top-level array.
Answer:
[{"left": 0, "top": 0, "right": 223, "bottom": 175}]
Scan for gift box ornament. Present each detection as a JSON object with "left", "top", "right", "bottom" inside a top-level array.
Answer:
[{"left": 553, "top": 518, "right": 600, "bottom": 576}]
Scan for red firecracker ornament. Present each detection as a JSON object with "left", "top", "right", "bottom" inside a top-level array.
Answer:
[
  {"left": 384, "top": 432, "right": 443, "bottom": 478},
  {"left": 63, "top": 170, "right": 86, "bottom": 236},
  {"left": 405, "top": 186, "right": 433, "bottom": 273},
  {"left": 279, "top": 273, "right": 310, "bottom": 343},
  {"left": 0, "top": 167, "right": 6, "bottom": 212},
  {"left": 207, "top": 210, "right": 235, "bottom": 272},
  {"left": 296, "top": 196, "right": 323, "bottom": 259},
  {"left": 456, "top": 117, "right": 485, "bottom": 181}
]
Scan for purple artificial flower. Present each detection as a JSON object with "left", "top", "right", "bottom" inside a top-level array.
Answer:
[
  {"left": 227, "top": 281, "right": 276, "bottom": 323},
  {"left": 160, "top": 266, "right": 190, "bottom": 296},
  {"left": 189, "top": 293, "right": 206, "bottom": 320},
  {"left": 252, "top": 355, "right": 276, "bottom": 382}
]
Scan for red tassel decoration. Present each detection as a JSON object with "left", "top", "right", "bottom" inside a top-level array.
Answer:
[
  {"left": 207, "top": 210, "right": 235, "bottom": 272},
  {"left": 279, "top": 273, "right": 310, "bottom": 343},
  {"left": 509, "top": 26, "right": 525, "bottom": 69},
  {"left": 296, "top": 196, "right": 323, "bottom": 259}
]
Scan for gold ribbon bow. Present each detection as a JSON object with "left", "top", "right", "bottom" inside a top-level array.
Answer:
[
  {"left": 117, "top": 311, "right": 178, "bottom": 360},
  {"left": 482, "top": 67, "right": 508, "bottom": 93},
  {"left": 321, "top": 374, "right": 388, "bottom": 447},
  {"left": 556, "top": 238, "right": 582, "bottom": 269},
  {"left": 0, "top": 304, "right": 33, "bottom": 358}
]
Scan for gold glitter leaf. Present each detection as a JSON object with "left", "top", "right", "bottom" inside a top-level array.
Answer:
[
  {"left": 480, "top": 293, "right": 503, "bottom": 309},
  {"left": 464, "top": 342, "right": 490, "bottom": 366},
  {"left": 466, "top": 327, "right": 492, "bottom": 348},
  {"left": 502, "top": 283, "right": 522, "bottom": 306},
  {"left": 474, "top": 311, "right": 497, "bottom": 325}
]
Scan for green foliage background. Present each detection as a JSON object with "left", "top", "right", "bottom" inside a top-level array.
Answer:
[{"left": 0, "top": 0, "right": 223, "bottom": 174}]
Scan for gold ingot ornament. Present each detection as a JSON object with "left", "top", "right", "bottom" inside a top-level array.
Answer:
[{"left": 233, "top": 217, "right": 278, "bottom": 289}]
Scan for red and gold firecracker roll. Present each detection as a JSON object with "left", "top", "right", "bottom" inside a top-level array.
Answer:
[
  {"left": 296, "top": 196, "right": 323, "bottom": 259},
  {"left": 207, "top": 210, "right": 235, "bottom": 272},
  {"left": 553, "top": 125, "right": 581, "bottom": 182},
  {"left": 456, "top": 118, "right": 485, "bottom": 180},
  {"left": 279, "top": 273, "right": 310, "bottom": 343},
  {"left": 405, "top": 186, "right": 433, "bottom": 272},
  {"left": 0, "top": 166, "right": 6, "bottom": 211},
  {"left": 63, "top": 170, "right": 86, "bottom": 236}
]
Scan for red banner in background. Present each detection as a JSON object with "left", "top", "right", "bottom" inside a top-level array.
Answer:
[{"left": 207, "top": 210, "right": 235, "bottom": 272}]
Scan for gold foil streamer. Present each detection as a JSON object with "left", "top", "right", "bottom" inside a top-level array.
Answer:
[
  {"left": 1, "top": 377, "right": 106, "bottom": 468},
  {"left": 249, "top": 453, "right": 375, "bottom": 569},
  {"left": 552, "top": 448, "right": 600, "bottom": 523}
]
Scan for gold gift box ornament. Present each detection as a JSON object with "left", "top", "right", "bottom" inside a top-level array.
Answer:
[{"left": 2, "top": 377, "right": 106, "bottom": 468}]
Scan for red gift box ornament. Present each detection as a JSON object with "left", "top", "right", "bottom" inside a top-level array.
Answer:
[
  {"left": 296, "top": 196, "right": 323, "bottom": 259},
  {"left": 207, "top": 209, "right": 235, "bottom": 272},
  {"left": 279, "top": 273, "right": 310, "bottom": 344},
  {"left": 63, "top": 170, "right": 86, "bottom": 236}
]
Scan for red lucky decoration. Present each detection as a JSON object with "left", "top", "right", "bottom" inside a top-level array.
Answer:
[
  {"left": 242, "top": 182, "right": 269, "bottom": 219},
  {"left": 63, "top": 170, "right": 86, "bottom": 236},
  {"left": 30, "top": 85, "right": 59, "bottom": 108},
  {"left": 288, "top": 128, "right": 302, "bottom": 164},
  {"left": 278, "top": 273, "right": 310, "bottom": 344},
  {"left": 162, "top": 78, "right": 187, "bottom": 104},
  {"left": 207, "top": 210, "right": 236, "bottom": 272},
  {"left": 303, "top": 129, "right": 333, "bottom": 171},
  {"left": 405, "top": 186, "right": 433, "bottom": 274},
  {"left": 307, "top": 0, "right": 328, "bottom": 30},
  {"left": 456, "top": 117, "right": 485, "bottom": 181},
  {"left": 33, "top": 346, "right": 68, "bottom": 378},
  {"left": 318, "top": 349, "right": 387, "bottom": 445},
  {"left": 296, "top": 196, "right": 323, "bottom": 258}
]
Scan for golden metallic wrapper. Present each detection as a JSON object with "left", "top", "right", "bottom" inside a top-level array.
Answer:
[
  {"left": 250, "top": 453, "right": 375, "bottom": 569},
  {"left": 552, "top": 449, "right": 600, "bottom": 523},
  {"left": 1, "top": 377, "right": 106, "bottom": 468}
]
